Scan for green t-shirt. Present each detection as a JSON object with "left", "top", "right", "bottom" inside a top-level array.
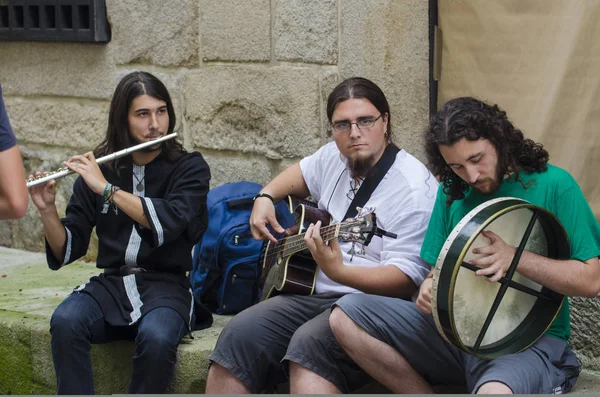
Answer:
[{"left": 420, "top": 164, "right": 600, "bottom": 341}]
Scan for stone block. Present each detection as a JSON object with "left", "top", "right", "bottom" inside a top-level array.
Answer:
[
  {"left": 107, "top": 0, "right": 199, "bottom": 67},
  {"left": 571, "top": 296, "right": 600, "bottom": 371},
  {"left": 339, "top": 0, "right": 430, "bottom": 162},
  {"left": 200, "top": 0, "right": 271, "bottom": 62},
  {"left": 202, "top": 153, "right": 273, "bottom": 187},
  {"left": 320, "top": 70, "right": 341, "bottom": 138},
  {"left": 274, "top": 0, "right": 337, "bottom": 64},
  {"left": 0, "top": 42, "right": 115, "bottom": 99},
  {"left": 184, "top": 67, "right": 322, "bottom": 159},
  {"left": 5, "top": 98, "right": 109, "bottom": 150}
]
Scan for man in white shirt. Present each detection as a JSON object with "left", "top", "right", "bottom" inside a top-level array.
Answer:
[{"left": 205, "top": 77, "right": 438, "bottom": 394}]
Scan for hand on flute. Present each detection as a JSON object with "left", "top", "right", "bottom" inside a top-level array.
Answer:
[
  {"left": 63, "top": 152, "right": 108, "bottom": 196},
  {"left": 29, "top": 171, "right": 57, "bottom": 213}
]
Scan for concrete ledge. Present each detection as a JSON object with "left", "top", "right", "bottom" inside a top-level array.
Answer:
[{"left": 1, "top": 246, "right": 600, "bottom": 394}]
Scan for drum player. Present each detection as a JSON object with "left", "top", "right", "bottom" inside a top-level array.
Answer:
[{"left": 329, "top": 97, "right": 600, "bottom": 394}]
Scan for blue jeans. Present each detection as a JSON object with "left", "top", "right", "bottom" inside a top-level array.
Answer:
[{"left": 50, "top": 292, "right": 187, "bottom": 394}]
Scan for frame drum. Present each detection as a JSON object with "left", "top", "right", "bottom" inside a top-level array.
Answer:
[{"left": 431, "top": 197, "right": 569, "bottom": 360}]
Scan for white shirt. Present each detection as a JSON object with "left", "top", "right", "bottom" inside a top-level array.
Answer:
[{"left": 299, "top": 141, "right": 438, "bottom": 294}]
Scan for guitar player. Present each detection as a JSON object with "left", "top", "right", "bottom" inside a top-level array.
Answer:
[{"left": 205, "top": 77, "right": 438, "bottom": 394}]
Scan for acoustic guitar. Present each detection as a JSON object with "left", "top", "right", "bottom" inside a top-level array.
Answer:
[{"left": 259, "top": 204, "right": 377, "bottom": 301}]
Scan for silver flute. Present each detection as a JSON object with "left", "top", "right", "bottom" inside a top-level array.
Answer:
[{"left": 26, "top": 133, "right": 178, "bottom": 188}]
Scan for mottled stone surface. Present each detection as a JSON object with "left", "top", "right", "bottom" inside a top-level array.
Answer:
[
  {"left": 0, "top": 247, "right": 231, "bottom": 394},
  {"left": 200, "top": 0, "right": 271, "bottom": 62},
  {"left": 0, "top": 42, "right": 115, "bottom": 99},
  {"left": 571, "top": 296, "right": 600, "bottom": 371},
  {"left": 203, "top": 152, "right": 273, "bottom": 188},
  {"left": 274, "top": 0, "right": 337, "bottom": 64},
  {"left": 339, "top": 0, "right": 430, "bottom": 162},
  {"left": 108, "top": 0, "right": 199, "bottom": 67},
  {"left": 5, "top": 98, "right": 109, "bottom": 150},
  {"left": 184, "top": 67, "right": 323, "bottom": 159}
]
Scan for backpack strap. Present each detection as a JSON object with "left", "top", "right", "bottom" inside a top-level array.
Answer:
[
  {"left": 226, "top": 197, "right": 255, "bottom": 209},
  {"left": 343, "top": 144, "right": 400, "bottom": 220}
]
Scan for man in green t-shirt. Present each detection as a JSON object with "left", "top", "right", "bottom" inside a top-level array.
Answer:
[{"left": 329, "top": 97, "right": 600, "bottom": 394}]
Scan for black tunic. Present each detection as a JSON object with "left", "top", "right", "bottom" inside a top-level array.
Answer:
[{"left": 46, "top": 151, "right": 210, "bottom": 329}]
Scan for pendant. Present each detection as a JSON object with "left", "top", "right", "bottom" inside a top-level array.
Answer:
[{"left": 136, "top": 182, "right": 144, "bottom": 192}]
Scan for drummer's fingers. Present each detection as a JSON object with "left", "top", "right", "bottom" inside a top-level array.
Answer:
[
  {"left": 487, "top": 267, "right": 504, "bottom": 283},
  {"left": 481, "top": 230, "right": 499, "bottom": 242},
  {"left": 472, "top": 245, "right": 494, "bottom": 255},
  {"left": 470, "top": 254, "right": 495, "bottom": 267}
]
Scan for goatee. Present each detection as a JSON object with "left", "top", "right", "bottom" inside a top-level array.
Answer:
[{"left": 348, "top": 153, "right": 376, "bottom": 178}]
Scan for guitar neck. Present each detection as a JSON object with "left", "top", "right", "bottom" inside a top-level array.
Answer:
[{"left": 280, "top": 224, "right": 341, "bottom": 257}]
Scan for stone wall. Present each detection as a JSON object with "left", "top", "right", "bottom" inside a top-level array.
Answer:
[{"left": 0, "top": 0, "right": 430, "bottom": 256}]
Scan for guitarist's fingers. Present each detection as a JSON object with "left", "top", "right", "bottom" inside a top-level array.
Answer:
[
  {"left": 304, "top": 223, "right": 317, "bottom": 252},
  {"left": 311, "top": 220, "right": 323, "bottom": 243},
  {"left": 267, "top": 214, "right": 285, "bottom": 234}
]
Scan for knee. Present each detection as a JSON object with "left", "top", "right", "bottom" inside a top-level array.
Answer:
[
  {"left": 137, "top": 327, "right": 180, "bottom": 354},
  {"left": 476, "top": 381, "right": 513, "bottom": 394},
  {"left": 50, "top": 305, "right": 87, "bottom": 338},
  {"left": 329, "top": 306, "right": 354, "bottom": 342}
]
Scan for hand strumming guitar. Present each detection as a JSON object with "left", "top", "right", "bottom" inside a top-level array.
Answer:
[{"left": 249, "top": 194, "right": 285, "bottom": 244}]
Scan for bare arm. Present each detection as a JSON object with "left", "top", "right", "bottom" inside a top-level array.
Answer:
[
  {"left": 250, "top": 162, "right": 310, "bottom": 242},
  {"left": 0, "top": 145, "right": 28, "bottom": 219},
  {"left": 110, "top": 190, "right": 151, "bottom": 229},
  {"left": 471, "top": 230, "right": 600, "bottom": 298},
  {"left": 64, "top": 152, "right": 150, "bottom": 229}
]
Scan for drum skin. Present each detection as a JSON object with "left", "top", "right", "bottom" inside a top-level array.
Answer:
[{"left": 431, "top": 197, "right": 569, "bottom": 360}]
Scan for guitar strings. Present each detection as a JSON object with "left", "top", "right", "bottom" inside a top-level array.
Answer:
[{"left": 262, "top": 221, "right": 362, "bottom": 263}]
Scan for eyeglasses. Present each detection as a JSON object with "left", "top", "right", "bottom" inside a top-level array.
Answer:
[{"left": 331, "top": 114, "right": 383, "bottom": 133}]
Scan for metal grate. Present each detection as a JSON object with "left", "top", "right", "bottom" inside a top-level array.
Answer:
[{"left": 0, "top": 0, "right": 110, "bottom": 43}]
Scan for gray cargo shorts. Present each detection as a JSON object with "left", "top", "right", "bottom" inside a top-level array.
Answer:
[
  {"left": 209, "top": 292, "right": 372, "bottom": 393},
  {"left": 335, "top": 293, "right": 581, "bottom": 394}
]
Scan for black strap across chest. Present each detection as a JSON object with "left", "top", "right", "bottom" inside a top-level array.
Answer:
[{"left": 343, "top": 144, "right": 400, "bottom": 220}]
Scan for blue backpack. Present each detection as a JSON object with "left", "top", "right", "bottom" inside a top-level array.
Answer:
[{"left": 191, "top": 181, "right": 293, "bottom": 315}]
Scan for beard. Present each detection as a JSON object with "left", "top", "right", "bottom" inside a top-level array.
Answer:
[
  {"left": 471, "top": 167, "right": 504, "bottom": 195},
  {"left": 348, "top": 153, "right": 376, "bottom": 178}
]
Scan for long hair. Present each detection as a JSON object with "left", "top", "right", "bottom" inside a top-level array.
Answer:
[
  {"left": 326, "top": 77, "right": 395, "bottom": 146},
  {"left": 94, "top": 71, "right": 186, "bottom": 170},
  {"left": 425, "top": 97, "right": 549, "bottom": 205}
]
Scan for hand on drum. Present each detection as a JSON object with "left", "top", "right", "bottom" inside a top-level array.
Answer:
[
  {"left": 416, "top": 277, "right": 433, "bottom": 314},
  {"left": 468, "top": 230, "right": 517, "bottom": 283}
]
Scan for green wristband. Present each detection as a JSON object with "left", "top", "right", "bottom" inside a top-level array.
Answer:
[{"left": 103, "top": 183, "right": 112, "bottom": 200}]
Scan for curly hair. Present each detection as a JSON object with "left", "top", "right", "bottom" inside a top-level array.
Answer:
[{"left": 425, "top": 97, "right": 549, "bottom": 205}]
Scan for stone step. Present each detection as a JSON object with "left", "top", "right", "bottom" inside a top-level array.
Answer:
[{"left": 1, "top": 246, "right": 600, "bottom": 394}]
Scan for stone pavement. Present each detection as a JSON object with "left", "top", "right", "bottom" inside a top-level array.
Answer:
[{"left": 0, "top": 246, "right": 599, "bottom": 394}]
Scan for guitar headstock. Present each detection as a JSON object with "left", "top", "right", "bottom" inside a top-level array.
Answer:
[{"left": 337, "top": 207, "right": 376, "bottom": 245}]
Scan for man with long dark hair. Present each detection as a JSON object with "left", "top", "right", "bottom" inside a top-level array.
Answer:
[
  {"left": 205, "top": 77, "right": 438, "bottom": 393},
  {"left": 29, "top": 71, "right": 211, "bottom": 394},
  {"left": 330, "top": 97, "right": 600, "bottom": 394}
]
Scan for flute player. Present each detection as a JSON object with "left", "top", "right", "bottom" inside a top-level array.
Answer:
[{"left": 28, "top": 71, "right": 211, "bottom": 394}]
